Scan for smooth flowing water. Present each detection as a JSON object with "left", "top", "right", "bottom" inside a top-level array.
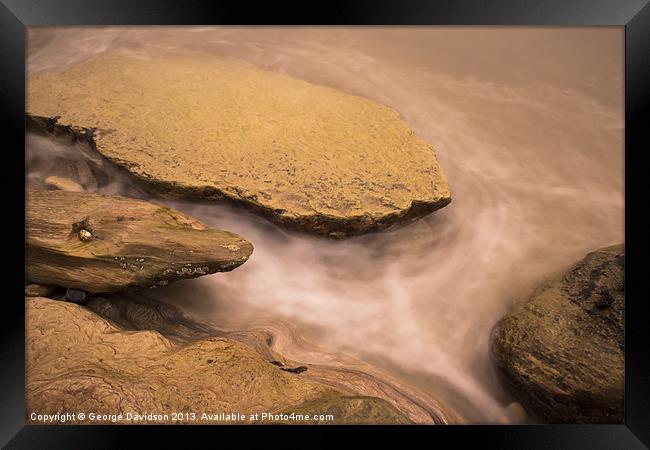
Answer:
[{"left": 26, "top": 27, "right": 624, "bottom": 423}]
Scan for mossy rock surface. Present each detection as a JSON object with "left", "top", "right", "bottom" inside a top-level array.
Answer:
[
  {"left": 26, "top": 190, "right": 253, "bottom": 293},
  {"left": 27, "top": 53, "right": 451, "bottom": 238},
  {"left": 26, "top": 297, "right": 411, "bottom": 424},
  {"left": 491, "top": 244, "right": 624, "bottom": 423}
]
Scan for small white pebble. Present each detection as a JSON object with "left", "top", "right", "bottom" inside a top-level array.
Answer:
[{"left": 78, "top": 229, "right": 93, "bottom": 242}]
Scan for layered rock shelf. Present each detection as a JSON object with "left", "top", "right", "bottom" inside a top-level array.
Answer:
[
  {"left": 26, "top": 297, "right": 411, "bottom": 425},
  {"left": 26, "top": 190, "right": 253, "bottom": 293},
  {"left": 27, "top": 53, "right": 451, "bottom": 238}
]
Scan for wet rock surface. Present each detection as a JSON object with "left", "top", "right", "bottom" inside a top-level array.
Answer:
[
  {"left": 65, "top": 288, "right": 87, "bottom": 304},
  {"left": 84, "top": 292, "right": 218, "bottom": 342},
  {"left": 26, "top": 190, "right": 253, "bottom": 293},
  {"left": 27, "top": 53, "right": 451, "bottom": 238},
  {"left": 44, "top": 175, "right": 83, "bottom": 192},
  {"left": 73, "top": 159, "right": 98, "bottom": 190},
  {"left": 84, "top": 292, "right": 433, "bottom": 423},
  {"left": 491, "top": 244, "right": 624, "bottom": 423},
  {"left": 26, "top": 297, "right": 412, "bottom": 424}
]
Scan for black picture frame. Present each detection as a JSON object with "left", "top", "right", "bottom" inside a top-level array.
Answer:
[{"left": 2, "top": 0, "right": 648, "bottom": 448}]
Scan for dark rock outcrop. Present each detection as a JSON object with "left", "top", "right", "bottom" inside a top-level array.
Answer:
[{"left": 491, "top": 244, "right": 624, "bottom": 423}]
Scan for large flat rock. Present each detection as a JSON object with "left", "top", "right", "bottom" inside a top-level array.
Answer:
[
  {"left": 26, "top": 297, "right": 411, "bottom": 424},
  {"left": 26, "top": 190, "right": 253, "bottom": 293},
  {"left": 27, "top": 53, "right": 451, "bottom": 238},
  {"left": 491, "top": 244, "right": 624, "bottom": 423}
]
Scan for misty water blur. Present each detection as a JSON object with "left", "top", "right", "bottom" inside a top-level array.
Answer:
[{"left": 26, "top": 27, "right": 624, "bottom": 423}]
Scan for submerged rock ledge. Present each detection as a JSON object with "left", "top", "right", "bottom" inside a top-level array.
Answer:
[{"left": 27, "top": 53, "right": 451, "bottom": 238}]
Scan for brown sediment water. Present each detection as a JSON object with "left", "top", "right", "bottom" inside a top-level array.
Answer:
[{"left": 26, "top": 26, "right": 624, "bottom": 423}]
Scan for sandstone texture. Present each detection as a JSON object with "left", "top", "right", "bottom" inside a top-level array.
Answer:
[
  {"left": 26, "top": 190, "right": 253, "bottom": 293},
  {"left": 27, "top": 53, "right": 451, "bottom": 238},
  {"left": 26, "top": 297, "right": 411, "bottom": 424},
  {"left": 491, "top": 244, "right": 624, "bottom": 423},
  {"left": 84, "top": 292, "right": 434, "bottom": 424}
]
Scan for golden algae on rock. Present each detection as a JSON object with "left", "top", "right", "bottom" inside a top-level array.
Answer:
[{"left": 27, "top": 53, "right": 451, "bottom": 238}]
